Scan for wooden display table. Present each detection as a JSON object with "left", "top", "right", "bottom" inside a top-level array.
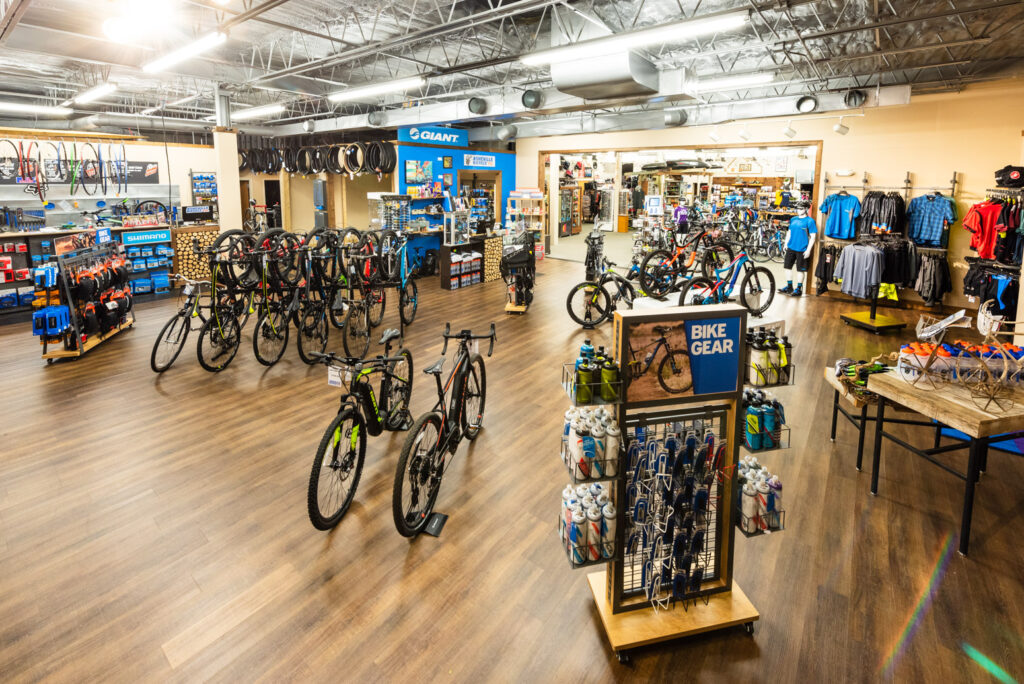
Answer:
[
  {"left": 865, "top": 371, "right": 1024, "bottom": 555},
  {"left": 824, "top": 367, "right": 873, "bottom": 470}
]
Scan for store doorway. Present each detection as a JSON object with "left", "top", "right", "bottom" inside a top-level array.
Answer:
[
  {"left": 457, "top": 169, "right": 501, "bottom": 233},
  {"left": 264, "top": 179, "right": 281, "bottom": 228},
  {"left": 239, "top": 180, "right": 251, "bottom": 220}
]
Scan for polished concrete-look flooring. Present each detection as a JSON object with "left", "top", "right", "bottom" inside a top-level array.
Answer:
[{"left": 2, "top": 259, "right": 1024, "bottom": 683}]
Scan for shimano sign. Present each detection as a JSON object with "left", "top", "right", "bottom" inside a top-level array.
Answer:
[{"left": 398, "top": 126, "right": 468, "bottom": 147}]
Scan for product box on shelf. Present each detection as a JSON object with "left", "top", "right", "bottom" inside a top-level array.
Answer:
[
  {"left": 450, "top": 276, "right": 459, "bottom": 289},
  {"left": 132, "top": 278, "right": 153, "bottom": 293},
  {"left": 126, "top": 247, "right": 141, "bottom": 258},
  {"left": 15, "top": 268, "right": 30, "bottom": 280},
  {"left": 131, "top": 258, "right": 146, "bottom": 271},
  {"left": 2, "top": 243, "right": 13, "bottom": 252},
  {"left": 0, "top": 293, "right": 17, "bottom": 308},
  {"left": 19, "top": 292, "right": 33, "bottom": 307},
  {"left": 0, "top": 270, "right": 12, "bottom": 284},
  {"left": 146, "top": 257, "right": 161, "bottom": 269},
  {"left": 0, "top": 256, "right": 11, "bottom": 270},
  {"left": 139, "top": 247, "right": 154, "bottom": 258}
]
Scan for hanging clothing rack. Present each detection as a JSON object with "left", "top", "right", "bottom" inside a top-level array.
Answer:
[{"left": 823, "top": 171, "right": 959, "bottom": 201}]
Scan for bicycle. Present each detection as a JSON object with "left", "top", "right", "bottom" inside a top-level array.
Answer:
[
  {"left": 566, "top": 257, "right": 638, "bottom": 328},
  {"left": 392, "top": 323, "right": 496, "bottom": 537},
  {"left": 639, "top": 226, "right": 733, "bottom": 299},
  {"left": 243, "top": 199, "right": 268, "bottom": 234},
  {"left": 624, "top": 324, "right": 693, "bottom": 393},
  {"left": 744, "top": 220, "right": 785, "bottom": 263},
  {"left": 678, "top": 252, "right": 776, "bottom": 317},
  {"left": 307, "top": 329, "right": 413, "bottom": 530},
  {"left": 378, "top": 229, "right": 418, "bottom": 325},
  {"left": 150, "top": 275, "right": 212, "bottom": 373}
]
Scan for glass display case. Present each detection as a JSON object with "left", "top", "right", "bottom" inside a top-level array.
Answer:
[{"left": 444, "top": 210, "right": 471, "bottom": 246}]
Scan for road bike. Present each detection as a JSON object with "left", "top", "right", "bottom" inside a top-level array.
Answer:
[
  {"left": 639, "top": 227, "right": 734, "bottom": 299},
  {"left": 392, "top": 323, "right": 496, "bottom": 536},
  {"left": 678, "top": 252, "right": 776, "bottom": 317},
  {"left": 307, "top": 329, "right": 413, "bottom": 530},
  {"left": 625, "top": 324, "right": 692, "bottom": 394},
  {"left": 566, "top": 257, "right": 638, "bottom": 328}
]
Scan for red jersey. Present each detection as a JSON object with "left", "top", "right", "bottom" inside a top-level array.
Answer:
[{"left": 962, "top": 201, "right": 1003, "bottom": 259}]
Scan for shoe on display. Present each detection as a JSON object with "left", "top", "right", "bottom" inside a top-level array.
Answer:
[{"left": 777, "top": 284, "right": 793, "bottom": 294}]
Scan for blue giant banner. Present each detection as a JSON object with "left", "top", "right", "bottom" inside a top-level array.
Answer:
[
  {"left": 397, "top": 126, "right": 468, "bottom": 147},
  {"left": 684, "top": 317, "right": 742, "bottom": 395}
]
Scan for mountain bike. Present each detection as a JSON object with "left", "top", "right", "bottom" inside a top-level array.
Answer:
[
  {"left": 678, "top": 252, "right": 776, "bottom": 317},
  {"left": 639, "top": 228, "right": 734, "bottom": 299},
  {"left": 378, "top": 229, "right": 418, "bottom": 325},
  {"left": 625, "top": 324, "right": 692, "bottom": 393},
  {"left": 744, "top": 220, "right": 785, "bottom": 263},
  {"left": 150, "top": 275, "right": 210, "bottom": 373},
  {"left": 566, "top": 257, "right": 638, "bottom": 328},
  {"left": 307, "top": 329, "right": 413, "bottom": 530},
  {"left": 392, "top": 323, "right": 496, "bottom": 537},
  {"left": 243, "top": 199, "right": 268, "bottom": 234}
]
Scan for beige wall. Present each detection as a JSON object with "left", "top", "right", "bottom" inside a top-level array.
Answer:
[
  {"left": 344, "top": 172, "right": 389, "bottom": 229},
  {"left": 122, "top": 141, "right": 216, "bottom": 207},
  {"left": 288, "top": 174, "right": 316, "bottom": 233},
  {"left": 213, "top": 131, "right": 242, "bottom": 231},
  {"left": 516, "top": 80, "right": 1024, "bottom": 309}
]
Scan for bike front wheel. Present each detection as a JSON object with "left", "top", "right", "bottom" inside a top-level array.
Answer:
[
  {"left": 658, "top": 351, "right": 693, "bottom": 394},
  {"left": 151, "top": 312, "right": 190, "bottom": 373},
  {"left": 566, "top": 282, "right": 612, "bottom": 327},
  {"left": 463, "top": 353, "right": 487, "bottom": 440},
  {"left": 342, "top": 303, "right": 370, "bottom": 358},
  {"left": 196, "top": 309, "right": 241, "bottom": 372},
  {"left": 739, "top": 266, "right": 776, "bottom": 316},
  {"left": 399, "top": 279, "right": 418, "bottom": 325},
  {"left": 296, "top": 303, "right": 329, "bottom": 365},
  {"left": 393, "top": 412, "right": 444, "bottom": 537},
  {"left": 252, "top": 306, "right": 290, "bottom": 366},
  {"left": 639, "top": 249, "right": 676, "bottom": 299},
  {"left": 308, "top": 408, "right": 366, "bottom": 530}
]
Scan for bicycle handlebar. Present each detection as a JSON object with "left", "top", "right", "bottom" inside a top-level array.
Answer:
[
  {"left": 440, "top": 322, "right": 497, "bottom": 357},
  {"left": 171, "top": 273, "right": 210, "bottom": 286}
]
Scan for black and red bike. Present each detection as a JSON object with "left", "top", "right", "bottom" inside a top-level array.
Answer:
[{"left": 392, "top": 322, "right": 496, "bottom": 536}]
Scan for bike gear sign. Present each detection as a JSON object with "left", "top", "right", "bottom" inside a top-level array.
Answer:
[{"left": 684, "top": 317, "right": 741, "bottom": 395}]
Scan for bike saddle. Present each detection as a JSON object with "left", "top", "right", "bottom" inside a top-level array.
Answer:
[
  {"left": 423, "top": 357, "right": 445, "bottom": 375},
  {"left": 378, "top": 328, "right": 401, "bottom": 345}
]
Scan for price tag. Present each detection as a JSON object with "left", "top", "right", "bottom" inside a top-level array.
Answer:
[
  {"left": 182, "top": 283, "right": 194, "bottom": 297},
  {"left": 327, "top": 365, "right": 343, "bottom": 387}
]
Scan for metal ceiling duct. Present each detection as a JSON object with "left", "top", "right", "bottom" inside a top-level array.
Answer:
[
  {"left": 664, "top": 111, "right": 688, "bottom": 126},
  {"left": 496, "top": 124, "right": 518, "bottom": 141},
  {"left": 468, "top": 98, "right": 487, "bottom": 115},
  {"left": 521, "top": 90, "right": 543, "bottom": 109},
  {"left": 367, "top": 111, "right": 387, "bottom": 127},
  {"left": 69, "top": 113, "right": 278, "bottom": 136},
  {"left": 550, "top": 52, "right": 659, "bottom": 99}
]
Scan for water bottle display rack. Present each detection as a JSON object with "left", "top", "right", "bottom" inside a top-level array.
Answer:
[
  {"left": 742, "top": 425, "right": 791, "bottom": 453},
  {"left": 561, "top": 523, "right": 618, "bottom": 570},
  {"left": 744, "top": 342, "right": 796, "bottom": 388},
  {"left": 560, "top": 439, "right": 622, "bottom": 484},
  {"left": 736, "top": 509, "right": 786, "bottom": 538},
  {"left": 561, "top": 363, "right": 624, "bottom": 406}
]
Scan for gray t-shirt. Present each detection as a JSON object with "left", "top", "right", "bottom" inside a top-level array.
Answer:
[{"left": 833, "top": 244, "right": 882, "bottom": 298}]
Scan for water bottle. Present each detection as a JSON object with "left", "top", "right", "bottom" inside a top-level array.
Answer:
[
  {"left": 576, "top": 361, "right": 594, "bottom": 404},
  {"left": 766, "top": 332, "right": 780, "bottom": 385},
  {"left": 600, "top": 360, "right": 620, "bottom": 402},
  {"left": 580, "top": 338, "right": 594, "bottom": 361},
  {"left": 601, "top": 503, "right": 616, "bottom": 558},
  {"left": 605, "top": 425, "right": 620, "bottom": 476},
  {"left": 745, "top": 405, "right": 763, "bottom": 450},
  {"left": 586, "top": 506, "right": 603, "bottom": 561},
  {"left": 778, "top": 336, "right": 792, "bottom": 384},
  {"left": 748, "top": 337, "right": 767, "bottom": 386}
]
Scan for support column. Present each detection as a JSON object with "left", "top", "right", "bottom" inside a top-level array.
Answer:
[
  {"left": 213, "top": 128, "right": 242, "bottom": 232},
  {"left": 548, "top": 153, "right": 560, "bottom": 251}
]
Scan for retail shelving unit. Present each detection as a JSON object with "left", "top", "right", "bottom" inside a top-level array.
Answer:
[
  {"left": 562, "top": 303, "right": 759, "bottom": 663},
  {"left": 506, "top": 190, "right": 546, "bottom": 247},
  {"left": 189, "top": 171, "right": 218, "bottom": 207}
]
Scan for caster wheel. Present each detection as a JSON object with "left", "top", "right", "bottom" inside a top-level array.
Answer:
[
  {"left": 616, "top": 652, "right": 631, "bottom": 664},
  {"left": 744, "top": 622, "right": 755, "bottom": 635},
  {"left": 46, "top": 358, "right": 54, "bottom": 365}
]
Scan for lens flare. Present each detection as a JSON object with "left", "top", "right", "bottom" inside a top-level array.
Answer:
[{"left": 962, "top": 643, "right": 1018, "bottom": 684}]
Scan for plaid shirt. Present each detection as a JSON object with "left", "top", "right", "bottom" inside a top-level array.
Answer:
[{"left": 907, "top": 194, "right": 956, "bottom": 246}]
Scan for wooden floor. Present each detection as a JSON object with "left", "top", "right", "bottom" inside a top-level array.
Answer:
[{"left": 2, "top": 258, "right": 1024, "bottom": 683}]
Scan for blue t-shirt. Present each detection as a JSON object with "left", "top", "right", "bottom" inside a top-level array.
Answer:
[
  {"left": 819, "top": 194, "right": 861, "bottom": 239},
  {"left": 786, "top": 215, "right": 817, "bottom": 252}
]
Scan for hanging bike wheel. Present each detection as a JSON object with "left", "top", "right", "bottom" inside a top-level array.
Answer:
[
  {"left": 566, "top": 282, "right": 612, "bottom": 327},
  {"left": 657, "top": 351, "right": 693, "bottom": 394},
  {"left": 378, "top": 230, "right": 401, "bottom": 281},
  {"left": 739, "top": 265, "right": 776, "bottom": 316},
  {"left": 328, "top": 290, "right": 348, "bottom": 329},
  {"left": 252, "top": 306, "right": 290, "bottom": 366},
  {"left": 296, "top": 302, "right": 329, "bottom": 365},
  {"left": 342, "top": 303, "right": 370, "bottom": 358},
  {"left": 392, "top": 411, "right": 444, "bottom": 537},
  {"left": 366, "top": 286, "right": 386, "bottom": 327},
  {"left": 399, "top": 279, "right": 418, "bottom": 325},
  {"left": 307, "top": 408, "right": 366, "bottom": 530},
  {"left": 196, "top": 310, "right": 241, "bottom": 372}
]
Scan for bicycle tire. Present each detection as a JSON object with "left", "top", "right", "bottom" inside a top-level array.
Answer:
[
  {"left": 378, "top": 230, "right": 401, "bottom": 281},
  {"left": 0, "top": 139, "right": 19, "bottom": 179},
  {"left": 197, "top": 309, "right": 241, "bottom": 372},
  {"left": 598, "top": 273, "right": 636, "bottom": 312},
  {"left": 399, "top": 280, "right": 418, "bottom": 325},
  {"left": 463, "top": 353, "right": 487, "bottom": 440},
  {"left": 366, "top": 286, "right": 386, "bottom": 327},
  {"left": 252, "top": 306, "right": 289, "bottom": 366},
  {"left": 308, "top": 407, "right": 366, "bottom": 530},
  {"left": 150, "top": 312, "right": 190, "bottom": 373},
  {"left": 342, "top": 303, "right": 370, "bottom": 358},
  {"left": 566, "top": 282, "right": 612, "bottom": 327},
  {"left": 739, "top": 265, "right": 776, "bottom": 316},
  {"left": 296, "top": 302, "right": 329, "bottom": 365},
  {"left": 767, "top": 241, "right": 784, "bottom": 263},
  {"left": 328, "top": 290, "right": 347, "bottom": 329},
  {"left": 700, "top": 242, "right": 734, "bottom": 279},
  {"left": 678, "top": 277, "right": 716, "bottom": 306},
  {"left": 392, "top": 411, "right": 444, "bottom": 537},
  {"left": 639, "top": 249, "right": 677, "bottom": 300},
  {"left": 657, "top": 350, "right": 693, "bottom": 394},
  {"left": 383, "top": 349, "right": 413, "bottom": 425}
]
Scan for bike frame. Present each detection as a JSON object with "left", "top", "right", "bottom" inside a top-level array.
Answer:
[{"left": 628, "top": 336, "right": 673, "bottom": 375}]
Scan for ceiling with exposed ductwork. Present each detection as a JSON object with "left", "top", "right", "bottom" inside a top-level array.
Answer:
[{"left": 0, "top": 0, "right": 1023, "bottom": 139}]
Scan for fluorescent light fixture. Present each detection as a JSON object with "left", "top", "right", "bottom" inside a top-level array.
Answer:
[
  {"left": 230, "top": 103, "right": 285, "bottom": 121},
  {"left": 520, "top": 12, "right": 748, "bottom": 66},
  {"left": 0, "top": 101, "right": 73, "bottom": 116},
  {"left": 737, "top": 127, "right": 751, "bottom": 141},
  {"left": 695, "top": 72, "right": 774, "bottom": 92},
  {"left": 74, "top": 83, "right": 117, "bottom": 104},
  {"left": 833, "top": 117, "right": 849, "bottom": 135},
  {"left": 783, "top": 121, "right": 796, "bottom": 138},
  {"left": 328, "top": 76, "right": 426, "bottom": 103},
  {"left": 708, "top": 128, "right": 721, "bottom": 143},
  {"left": 168, "top": 94, "right": 199, "bottom": 107},
  {"left": 143, "top": 32, "right": 227, "bottom": 73}
]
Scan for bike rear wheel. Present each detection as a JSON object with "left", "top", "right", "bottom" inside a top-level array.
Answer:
[
  {"left": 599, "top": 273, "right": 636, "bottom": 311},
  {"left": 739, "top": 266, "right": 776, "bottom": 316},
  {"left": 767, "top": 240, "right": 784, "bottom": 263},
  {"left": 296, "top": 302, "right": 329, "bottom": 365},
  {"left": 639, "top": 249, "right": 676, "bottom": 299},
  {"left": 658, "top": 350, "right": 693, "bottom": 394},
  {"left": 700, "top": 242, "right": 734, "bottom": 279},
  {"left": 342, "top": 303, "right": 370, "bottom": 358},
  {"left": 393, "top": 412, "right": 444, "bottom": 537},
  {"left": 463, "top": 353, "right": 487, "bottom": 440},
  {"left": 308, "top": 408, "right": 366, "bottom": 530},
  {"left": 197, "top": 309, "right": 241, "bottom": 372},
  {"left": 399, "top": 280, "right": 418, "bottom": 325},
  {"left": 566, "top": 282, "right": 612, "bottom": 327},
  {"left": 678, "top": 277, "right": 716, "bottom": 306},
  {"left": 252, "top": 306, "right": 290, "bottom": 366},
  {"left": 383, "top": 349, "right": 413, "bottom": 426},
  {"left": 151, "top": 312, "right": 190, "bottom": 373},
  {"left": 366, "top": 286, "right": 386, "bottom": 327}
]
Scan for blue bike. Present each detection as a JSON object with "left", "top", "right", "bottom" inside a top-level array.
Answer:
[
  {"left": 677, "top": 252, "right": 775, "bottom": 317},
  {"left": 378, "top": 230, "right": 418, "bottom": 325}
]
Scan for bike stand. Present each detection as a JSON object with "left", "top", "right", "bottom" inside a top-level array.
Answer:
[{"left": 423, "top": 512, "right": 448, "bottom": 537}]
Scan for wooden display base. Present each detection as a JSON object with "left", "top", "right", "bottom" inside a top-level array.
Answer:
[
  {"left": 840, "top": 310, "right": 906, "bottom": 334},
  {"left": 587, "top": 571, "right": 758, "bottom": 662},
  {"left": 42, "top": 316, "right": 134, "bottom": 361},
  {"left": 504, "top": 303, "right": 528, "bottom": 314}
]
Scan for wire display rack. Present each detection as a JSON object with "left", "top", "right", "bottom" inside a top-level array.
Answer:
[
  {"left": 618, "top": 406, "right": 731, "bottom": 611},
  {"left": 562, "top": 363, "right": 624, "bottom": 406},
  {"left": 561, "top": 439, "right": 622, "bottom": 483},
  {"left": 375, "top": 194, "right": 411, "bottom": 232}
]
